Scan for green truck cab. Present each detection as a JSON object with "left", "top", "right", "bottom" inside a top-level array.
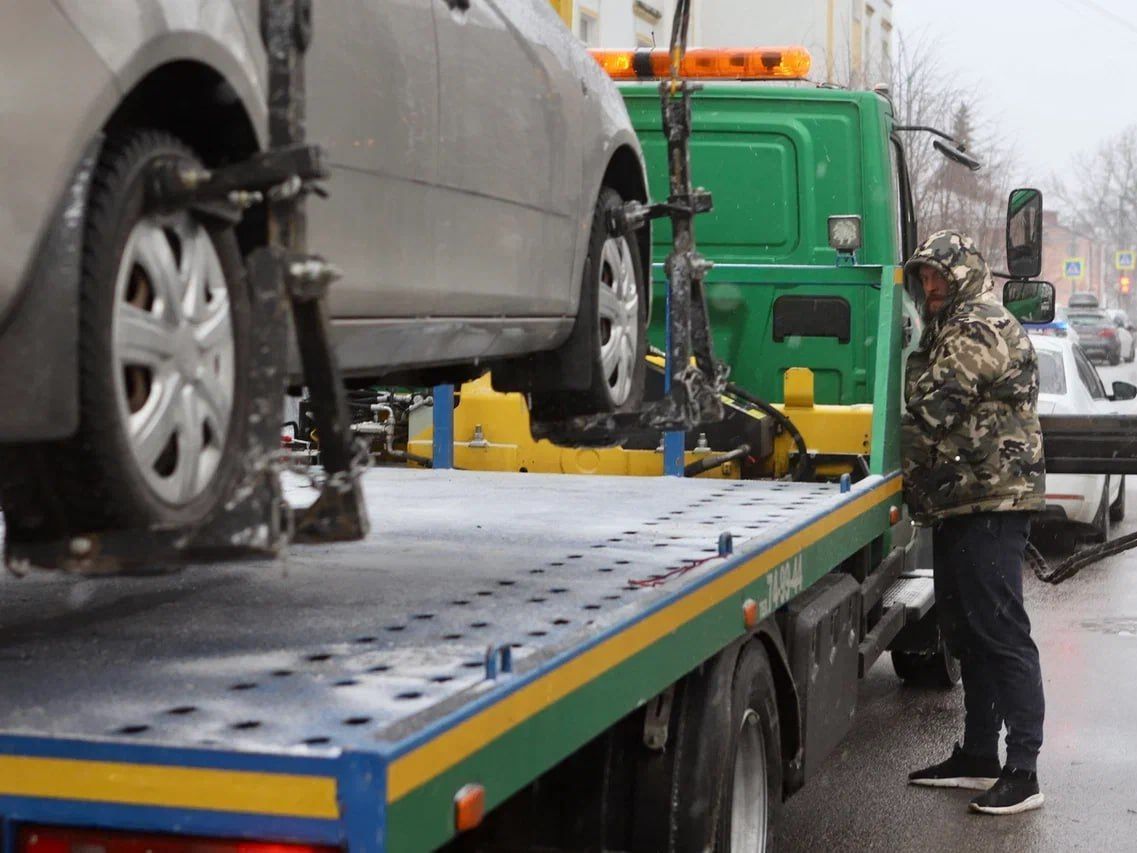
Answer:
[{"left": 619, "top": 82, "right": 916, "bottom": 409}]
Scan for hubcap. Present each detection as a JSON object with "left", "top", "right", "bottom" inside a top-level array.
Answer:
[
  {"left": 112, "top": 212, "right": 235, "bottom": 506},
  {"left": 730, "top": 709, "right": 769, "bottom": 852},
  {"left": 597, "top": 234, "right": 639, "bottom": 406}
]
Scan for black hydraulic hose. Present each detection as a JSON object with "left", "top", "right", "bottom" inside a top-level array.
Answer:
[
  {"left": 724, "top": 381, "right": 812, "bottom": 481},
  {"left": 684, "top": 444, "right": 749, "bottom": 478},
  {"left": 1027, "top": 531, "right": 1137, "bottom": 584}
]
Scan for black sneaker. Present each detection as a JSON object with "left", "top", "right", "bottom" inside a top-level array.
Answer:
[
  {"left": 908, "top": 742, "right": 1000, "bottom": 790},
  {"left": 969, "top": 767, "right": 1045, "bottom": 815}
]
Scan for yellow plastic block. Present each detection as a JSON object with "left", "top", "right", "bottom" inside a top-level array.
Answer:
[{"left": 783, "top": 367, "right": 815, "bottom": 409}]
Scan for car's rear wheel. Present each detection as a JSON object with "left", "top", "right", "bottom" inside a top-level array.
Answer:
[
  {"left": 529, "top": 186, "right": 646, "bottom": 421},
  {"left": 0, "top": 130, "right": 250, "bottom": 541}
]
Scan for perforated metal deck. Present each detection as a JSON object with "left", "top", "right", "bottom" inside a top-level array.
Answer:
[{"left": 0, "top": 469, "right": 841, "bottom": 750}]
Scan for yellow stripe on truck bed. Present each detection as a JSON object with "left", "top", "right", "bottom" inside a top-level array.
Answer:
[{"left": 0, "top": 756, "right": 338, "bottom": 819}]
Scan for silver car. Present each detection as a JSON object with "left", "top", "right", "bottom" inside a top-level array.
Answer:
[{"left": 0, "top": 1, "right": 649, "bottom": 533}]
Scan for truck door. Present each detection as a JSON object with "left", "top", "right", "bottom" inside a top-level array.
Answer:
[{"left": 430, "top": 0, "right": 579, "bottom": 317}]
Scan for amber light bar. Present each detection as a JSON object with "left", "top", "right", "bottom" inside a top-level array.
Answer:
[{"left": 589, "top": 46, "right": 811, "bottom": 81}]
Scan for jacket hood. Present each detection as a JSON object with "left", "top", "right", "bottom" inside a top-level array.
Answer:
[{"left": 904, "top": 230, "right": 994, "bottom": 320}]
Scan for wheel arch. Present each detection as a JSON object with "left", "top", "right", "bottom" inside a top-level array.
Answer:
[
  {"left": 103, "top": 59, "right": 265, "bottom": 256},
  {"left": 0, "top": 56, "right": 264, "bottom": 444}
]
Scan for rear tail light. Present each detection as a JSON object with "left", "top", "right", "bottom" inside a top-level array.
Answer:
[
  {"left": 20, "top": 828, "right": 337, "bottom": 853},
  {"left": 1101, "top": 327, "right": 1117, "bottom": 338}
]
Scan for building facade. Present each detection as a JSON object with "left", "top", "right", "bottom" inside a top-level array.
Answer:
[
  {"left": 1039, "top": 210, "right": 1112, "bottom": 308},
  {"left": 550, "top": 0, "right": 894, "bottom": 86}
]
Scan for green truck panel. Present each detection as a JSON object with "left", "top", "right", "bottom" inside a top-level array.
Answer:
[{"left": 621, "top": 83, "right": 903, "bottom": 406}]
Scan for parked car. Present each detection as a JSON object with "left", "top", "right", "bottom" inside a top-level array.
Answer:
[
  {"left": 0, "top": 2, "right": 651, "bottom": 535},
  {"left": 1030, "top": 334, "right": 1126, "bottom": 546},
  {"left": 1068, "top": 291, "right": 1100, "bottom": 308},
  {"left": 1106, "top": 308, "right": 1136, "bottom": 362},
  {"left": 1031, "top": 304, "right": 1081, "bottom": 346},
  {"left": 1066, "top": 308, "right": 1123, "bottom": 365}
]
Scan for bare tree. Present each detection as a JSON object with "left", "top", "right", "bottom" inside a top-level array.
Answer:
[
  {"left": 1056, "top": 128, "right": 1137, "bottom": 252},
  {"left": 890, "top": 33, "right": 1016, "bottom": 264}
]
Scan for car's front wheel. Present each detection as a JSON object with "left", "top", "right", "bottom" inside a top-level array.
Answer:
[{"left": 0, "top": 130, "right": 250, "bottom": 542}]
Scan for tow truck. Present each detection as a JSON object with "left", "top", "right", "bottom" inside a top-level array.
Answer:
[
  {"left": 4, "top": 21, "right": 1135, "bottom": 853},
  {"left": 0, "top": 38, "right": 907, "bottom": 852}
]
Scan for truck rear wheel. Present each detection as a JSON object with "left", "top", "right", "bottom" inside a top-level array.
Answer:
[{"left": 671, "top": 642, "right": 783, "bottom": 852}]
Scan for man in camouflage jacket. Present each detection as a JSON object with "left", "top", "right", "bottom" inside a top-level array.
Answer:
[{"left": 903, "top": 230, "right": 1047, "bottom": 816}]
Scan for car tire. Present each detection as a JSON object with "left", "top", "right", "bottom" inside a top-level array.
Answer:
[
  {"left": 1110, "top": 475, "right": 1126, "bottom": 523},
  {"left": 0, "top": 130, "right": 250, "bottom": 541},
  {"left": 1056, "top": 526, "right": 1080, "bottom": 554},
  {"left": 529, "top": 186, "right": 647, "bottom": 422},
  {"left": 1091, "top": 476, "right": 1112, "bottom": 543},
  {"left": 1109, "top": 349, "right": 1121, "bottom": 366}
]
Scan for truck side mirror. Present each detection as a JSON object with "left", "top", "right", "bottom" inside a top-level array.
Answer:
[
  {"left": 1111, "top": 381, "right": 1137, "bottom": 401},
  {"left": 1006, "top": 188, "right": 1043, "bottom": 279},
  {"left": 1002, "top": 280, "right": 1055, "bottom": 324}
]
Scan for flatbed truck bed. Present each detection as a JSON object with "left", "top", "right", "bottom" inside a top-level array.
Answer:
[{"left": 0, "top": 467, "right": 903, "bottom": 853}]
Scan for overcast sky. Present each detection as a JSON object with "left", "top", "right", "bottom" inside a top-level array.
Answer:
[{"left": 893, "top": 0, "right": 1137, "bottom": 190}]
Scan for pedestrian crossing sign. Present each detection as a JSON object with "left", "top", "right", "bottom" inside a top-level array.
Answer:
[
  {"left": 1116, "top": 250, "right": 1135, "bottom": 271},
  {"left": 1064, "top": 258, "right": 1085, "bottom": 279}
]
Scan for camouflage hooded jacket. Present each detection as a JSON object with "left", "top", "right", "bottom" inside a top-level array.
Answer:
[{"left": 901, "top": 231, "right": 1045, "bottom": 522}]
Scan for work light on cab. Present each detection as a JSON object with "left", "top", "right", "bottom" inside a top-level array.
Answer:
[
  {"left": 828, "top": 215, "right": 863, "bottom": 251},
  {"left": 589, "top": 46, "right": 811, "bottom": 80}
]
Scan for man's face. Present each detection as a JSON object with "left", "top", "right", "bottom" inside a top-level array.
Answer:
[{"left": 919, "top": 265, "right": 951, "bottom": 316}]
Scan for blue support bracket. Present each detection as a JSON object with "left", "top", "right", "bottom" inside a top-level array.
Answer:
[
  {"left": 663, "top": 432, "right": 685, "bottom": 476},
  {"left": 432, "top": 384, "right": 454, "bottom": 470},
  {"left": 663, "top": 274, "right": 685, "bottom": 476}
]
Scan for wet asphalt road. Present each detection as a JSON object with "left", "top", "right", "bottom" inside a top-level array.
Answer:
[{"left": 777, "top": 360, "right": 1137, "bottom": 852}]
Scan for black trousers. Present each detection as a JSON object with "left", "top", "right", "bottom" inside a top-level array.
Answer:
[{"left": 933, "top": 511, "right": 1045, "bottom": 772}]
